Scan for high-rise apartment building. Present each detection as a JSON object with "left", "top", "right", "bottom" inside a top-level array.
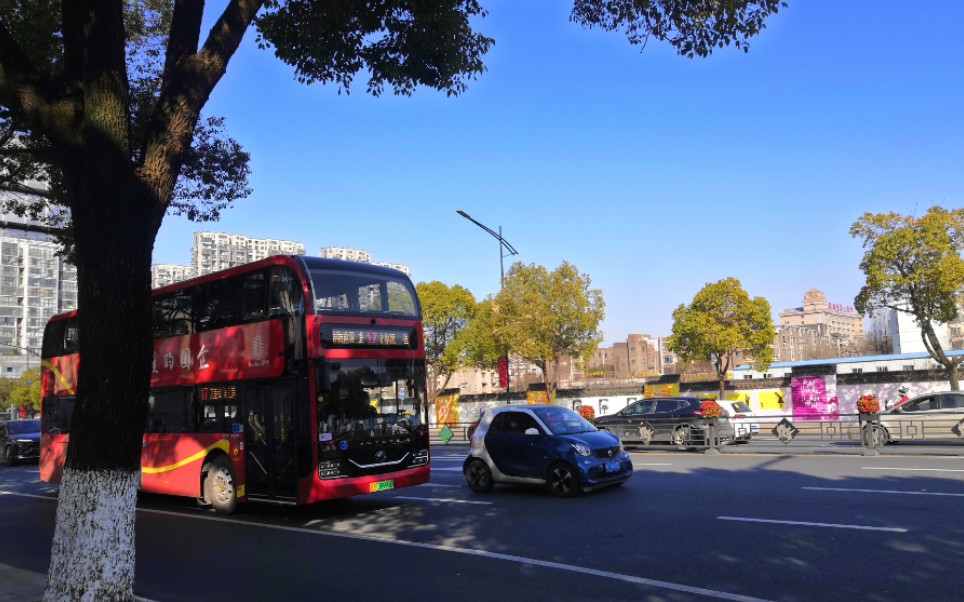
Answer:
[
  {"left": 320, "top": 247, "right": 410, "bottom": 275},
  {"left": 374, "top": 262, "right": 411, "bottom": 276},
  {"left": 151, "top": 264, "right": 197, "bottom": 289},
  {"left": 320, "top": 246, "right": 372, "bottom": 264},
  {"left": 192, "top": 232, "right": 306, "bottom": 276},
  {"left": 0, "top": 235, "right": 77, "bottom": 354},
  {"left": 151, "top": 236, "right": 410, "bottom": 289}
]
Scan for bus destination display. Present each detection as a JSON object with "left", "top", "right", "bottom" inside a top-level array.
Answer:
[{"left": 320, "top": 325, "right": 417, "bottom": 350}]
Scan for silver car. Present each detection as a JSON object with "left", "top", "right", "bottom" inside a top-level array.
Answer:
[{"left": 874, "top": 392, "right": 964, "bottom": 443}]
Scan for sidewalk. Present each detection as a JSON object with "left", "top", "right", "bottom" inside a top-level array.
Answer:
[
  {"left": 0, "top": 564, "right": 155, "bottom": 602},
  {"left": 0, "top": 563, "right": 46, "bottom": 602}
]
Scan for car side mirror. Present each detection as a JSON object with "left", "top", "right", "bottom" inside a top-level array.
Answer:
[{"left": 524, "top": 427, "right": 540, "bottom": 436}]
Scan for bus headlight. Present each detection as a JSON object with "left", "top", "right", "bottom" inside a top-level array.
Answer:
[
  {"left": 411, "top": 449, "right": 429, "bottom": 466},
  {"left": 318, "top": 460, "right": 344, "bottom": 479}
]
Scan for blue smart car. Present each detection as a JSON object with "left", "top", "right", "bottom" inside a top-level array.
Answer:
[{"left": 463, "top": 405, "right": 632, "bottom": 497}]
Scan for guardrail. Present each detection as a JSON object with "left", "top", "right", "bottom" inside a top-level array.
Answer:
[{"left": 429, "top": 412, "right": 964, "bottom": 456}]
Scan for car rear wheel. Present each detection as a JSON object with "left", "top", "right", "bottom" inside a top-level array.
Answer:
[
  {"left": 547, "top": 462, "right": 581, "bottom": 498},
  {"left": 465, "top": 459, "right": 494, "bottom": 493},
  {"left": 867, "top": 425, "right": 891, "bottom": 447},
  {"left": 672, "top": 425, "right": 693, "bottom": 448}
]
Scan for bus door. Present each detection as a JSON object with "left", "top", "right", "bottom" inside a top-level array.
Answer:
[{"left": 244, "top": 381, "right": 297, "bottom": 500}]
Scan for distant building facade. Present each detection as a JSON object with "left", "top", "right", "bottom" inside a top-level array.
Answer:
[
  {"left": 779, "top": 288, "right": 864, "bottom": 347},
  {"left": 193, "top": 232, "right": 305, "bottom": 276},
  {"left": 151, "top": 237, "right": 410, "bottom": 289},
  {"left": 0, "top": 210, "right": 78, "bottom": 368},
  {"left": 320, "top": 246, "right": 410, "bottom": 275},
  {"left": 319, "top": 246, "right": 372, "bottom": 264},
  {"left": 886, "top": 300, "right": 964, "bottom": 354},
  {"left": 151, "top": 264, "right": 197, "bottom": 289},
  {"left": 588, "top": 334, "right": 665, "bottom": 378}
]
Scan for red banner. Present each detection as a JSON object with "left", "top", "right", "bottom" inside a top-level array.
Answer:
[
  {"left": 151, "top": 321, "right": 285, "bottom": 387},
  {"left": 498, "top": 358, "right": 509, "bottom": 389}
]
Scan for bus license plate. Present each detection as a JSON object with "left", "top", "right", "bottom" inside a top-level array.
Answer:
[
  {"left": 370, "top": 480, "right": 395, "bottom": 493},
  {"left": 605, "top": 461, "right": 621, "bottom": 473}
]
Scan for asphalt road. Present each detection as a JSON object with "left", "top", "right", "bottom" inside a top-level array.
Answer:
[{"left": 2, "top": 445, "right": 964, "bottom": 601}]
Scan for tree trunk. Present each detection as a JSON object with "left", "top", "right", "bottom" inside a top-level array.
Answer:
[
  {"left": 44, "top": 167, "right": 160, "bottom": 599},
  {"left": 948, "top": 363, "right": 960, "bottom": 391},
  {"left": 45, "top": 470, "right": 139, "bottom": 601}
]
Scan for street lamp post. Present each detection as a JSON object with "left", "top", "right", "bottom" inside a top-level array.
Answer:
[{"left": 456, "top": 210, "right": 518, "bottom": 404}]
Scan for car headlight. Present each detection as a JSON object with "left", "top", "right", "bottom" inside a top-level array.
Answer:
[{"left": 571, "top": 442, "right": 592, "bottom": 457}]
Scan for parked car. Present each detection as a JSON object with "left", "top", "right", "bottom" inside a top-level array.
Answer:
[
  {"left": 463, "top": 405, "right": 632, "bottom": 497},
  {"left": 872, "top": 391, "right": 964, "bottom": 444},
  {"left": 1, "top": 418, "right": 41, "bottom": 465},
  {"left": 593, "top": 397, "right": 734, "bottom": 448},
  {"left": 714, "top": 399, "right": 760, "bottom": 443}
]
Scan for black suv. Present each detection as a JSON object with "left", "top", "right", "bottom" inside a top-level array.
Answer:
[
  {"left": 1, "top": 419, "right": 41, "bottom": 465},
  {"left": 593, "top": 397, "right": 733, "bottom": 448}
]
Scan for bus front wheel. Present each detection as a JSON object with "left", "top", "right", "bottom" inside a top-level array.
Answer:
[{"left": 203, "top": 456, "right": 237, "bottom": 514}]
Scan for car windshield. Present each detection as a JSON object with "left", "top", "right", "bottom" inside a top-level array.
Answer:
[
  {"left": 8, "top": 420, "right": 40, "bottom": 434},
  {"left": 536, "top": 407, "right": 596, "bottom": 435}
]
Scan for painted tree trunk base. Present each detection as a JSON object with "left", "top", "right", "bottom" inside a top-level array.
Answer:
[{"left": 44, "top": 468, "right": 139, "bottom": 602}]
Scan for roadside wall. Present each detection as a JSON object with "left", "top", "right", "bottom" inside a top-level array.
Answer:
[{"left": 427, "top": 369, "right": 953, "bottom": 427}]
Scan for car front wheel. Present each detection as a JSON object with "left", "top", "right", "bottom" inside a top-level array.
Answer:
[
  {"left": 4, "top": 446, "right": 18, "bottom": 466},
  {"left": 547, "top": 462, "right": 581, "bottom": 498}
]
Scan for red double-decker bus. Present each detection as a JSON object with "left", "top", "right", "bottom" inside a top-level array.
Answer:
[{"left": 40, "top": 255, "right": 430, "bottom": 513}]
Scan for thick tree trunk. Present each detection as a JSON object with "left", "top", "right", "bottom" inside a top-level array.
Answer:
[
  {"left": 43, "top": 121, "right": 161, "bottom": 598},
  {"left": 43, "top": 198, "right": 157, "bottom": 600},
  {"left": 44, "top": 470, "right": 139, "bottom": 601}
]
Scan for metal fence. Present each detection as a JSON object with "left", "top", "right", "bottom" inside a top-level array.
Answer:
[{"left": 430, "top": 413, "right": 964, "bottom": 456}]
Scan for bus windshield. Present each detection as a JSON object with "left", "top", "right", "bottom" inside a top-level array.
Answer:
[
  {"left": 308, "top": 268, "right": 418, "bottom": 318},
  {"left": 316, "top": 359, "right": 424, "bottom": 440}
]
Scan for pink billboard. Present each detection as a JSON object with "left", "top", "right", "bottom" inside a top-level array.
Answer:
[{"left": 790, "top": 375, "right": 839, "bottom": 421}]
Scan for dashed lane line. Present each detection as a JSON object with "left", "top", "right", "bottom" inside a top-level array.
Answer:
[{"left": 718, "top": 515, "right": 907, "bottom": 533}]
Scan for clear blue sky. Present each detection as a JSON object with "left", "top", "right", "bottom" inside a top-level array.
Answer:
[{"left": 152, "top": 1, "right": 964, "bottom": 346}]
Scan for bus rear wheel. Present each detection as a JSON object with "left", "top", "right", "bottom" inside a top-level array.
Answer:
[{"left": 203, "top": 456, "right": 237, "bottom": 514}]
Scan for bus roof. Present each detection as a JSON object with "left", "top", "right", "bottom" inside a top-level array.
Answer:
[{"left": 45, "top": 255, "right": 415, "bottom": 323}]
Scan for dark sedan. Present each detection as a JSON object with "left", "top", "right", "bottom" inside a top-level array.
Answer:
[
  {"left": 1, "top": 418, "right": 41, "bottom": 465},
  {"left": 593, "top": 397, "right": 733, "bottom": 449}
]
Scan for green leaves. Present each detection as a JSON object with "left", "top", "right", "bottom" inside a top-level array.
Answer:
[
  {"left": 668, "top": 277, "right": 774, "bottom": 394},
  {"left": 570, "top": 0, "right": 786, "bottom": 59},
  {"left": 416, "top": 280, "right": 477, "bottom": 377},
  {"left": 851, "top": 206, "right": 964, "bottom": 387},
  {"left": 254, "top": 0, "right": 494, "bottom": 96},
  {"left": 494, "top": 261, "right": 605, "bottom": 396}
]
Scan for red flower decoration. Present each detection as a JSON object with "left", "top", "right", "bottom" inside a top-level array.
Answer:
[
  {"left": 856, "top": 394, "right": 880, "bottom": 414},
  {"left": 699, "top": 400, "right": 724, "bottom": 418},
  {"left": 578, "top": 405, "right": 595, "bottom": 420}
]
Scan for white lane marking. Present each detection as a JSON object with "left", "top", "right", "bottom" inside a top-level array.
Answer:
[
  {"left": 6, "top": 492, "right": 769, "bottom": 601},
  {"left": 138, "top": 507, "right": 772, "bottom": 602},
  {"left": 634, "top": 463, "right": 672, "bottom": 466},
  {"left": 0, "top": 490, "right": 771, "bottom": 602},
  {"left": 804, "top": 486, "right": 964, "bottom": 497},
  {"left": 393, "top": 496, "right": 491, "bottom": 505},
  {"left": 718, "top": 516, "right": 907, "bottom": 533},
  {"left": 419, "top": 483, "right": 460, "bottom": 488},
  {"left": 862, "top": 466, "right": 964, "bottom": 473},
  {"left": 431, "top": 467, "right": 464, "bottom": 472}
]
